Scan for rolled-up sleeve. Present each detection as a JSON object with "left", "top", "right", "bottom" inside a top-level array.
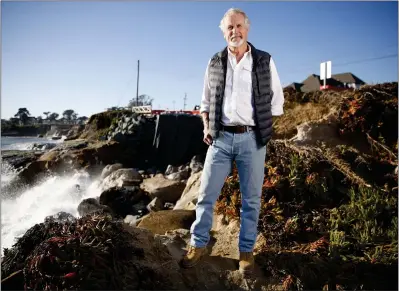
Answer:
[
  {"left": 200, "top": 60, "right": 211, "bottom": 113},
  {"left": 270, "top": 57, "right": 284, "bottom": 116}
]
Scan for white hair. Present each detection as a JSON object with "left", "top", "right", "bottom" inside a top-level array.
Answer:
[{"left": 219, "top": 8, "right": 250, "bottom": 32}]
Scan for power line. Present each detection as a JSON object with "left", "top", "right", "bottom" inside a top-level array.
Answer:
[
  {"left": 332, "top": 54, "right": 398, "bottom": 67},
  {"left": 283, "top": 53, "right": 398, "bottom": 80}
]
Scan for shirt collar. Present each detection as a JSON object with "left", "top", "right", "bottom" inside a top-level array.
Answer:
[{"left": 227, "top": 42, "right": 251, "bottom": 57}]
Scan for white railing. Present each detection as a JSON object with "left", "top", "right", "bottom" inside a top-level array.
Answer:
[{"left": 131, "top": 105, "right": 152, "bottom": 114}]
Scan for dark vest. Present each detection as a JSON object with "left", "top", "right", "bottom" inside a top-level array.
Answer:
[{"left": 207, "top": 42, "right": 274, "bottom": 146}]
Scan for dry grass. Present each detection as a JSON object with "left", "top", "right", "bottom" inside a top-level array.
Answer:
[{"left": 273, "top": 103, "right": 332, "bottom": 139}]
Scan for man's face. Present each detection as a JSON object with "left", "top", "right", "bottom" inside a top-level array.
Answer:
[{"left": 223, "top": 13, "right": 249, "bottom": 47}]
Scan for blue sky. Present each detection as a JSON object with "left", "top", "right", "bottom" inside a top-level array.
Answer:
[{"left": 1, "top": 1, "right": 398, "bottom": 119}]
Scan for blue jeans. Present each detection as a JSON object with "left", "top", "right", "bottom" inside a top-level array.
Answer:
[{"left": 190, "top": 129, "right": 266, "bottom": 252}]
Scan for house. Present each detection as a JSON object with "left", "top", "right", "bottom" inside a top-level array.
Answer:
[
  {"left": 285, "top": 72, "right": 366, "bottom": 92},
  {"left": 26, "top": 116, "right": 37, "bottom": 125}
]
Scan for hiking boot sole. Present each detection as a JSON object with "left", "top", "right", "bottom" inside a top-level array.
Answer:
[{"left": 180, "top": 249, "right": 208, "bottom": 269}]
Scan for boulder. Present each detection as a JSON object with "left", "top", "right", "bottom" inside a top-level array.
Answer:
[
  {"left": 137, "top": 210, "right": 195, "bottom": 235},
  {"left": 100, "top": 163, "right": 123, "bottom": 180},
  {"left": 124, "top": 214, "right": 142, "bottom": 227},
  {"left": 174, "top": 171, "right": 202, "bottom": 210},
  {"left": 29, "top": 143, "right": 57, "bottom": 151},
  {"left": 77, "top": 198, "right": 113, "bottom": 217},
  {"left": 99, "top": 186, "right": 149, "bottom": 218},
  {"left": 101, "top": 168, "right": 143, "bottom": 191},
  {"left": 38, "top": 150, "right": 60, "bottom": 163},
  {"left": 165, "top": 165, "right": 179, "bottom": 175},
  {"left": 140, "top": 174, "right": 186, "bottom": 203},
  {"left": 147, "top": 197, "right": 164, "bottom": 212},
  {"left": 166, "top": 167, "right": 190, "bottom": 181},
  {"left": 1, "top": 150, "right": 42, "bottom": 170},
  {"left": 290, "top": 113, "right": 343, "bottom": 147},
  {"left": 64, "top": 124, "right": 85, "bottom": 141},
  {"left": 18, "top": 160, "right": 48, "bottom": 184},
  {"left": 44, "top": 211, "right": 76, "bottom": 223},
  {"left": 190, "top": 155, "right": 204, "bottom": 174}
]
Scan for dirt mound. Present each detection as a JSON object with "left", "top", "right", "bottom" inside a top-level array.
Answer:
[
  {"left": 1, "top": 214, "right": 178, "bottom": 290},
  {"left": 214, "top": 140, "right": 398, "bottom": 290},
  {"left": 1, "top": 213, "right": 279, "bottom": 291},
  {"left": 275, "top": 83, "right": 398, "bottom": 153},
  {"left": 337, "top": 82, "right": 398, "bottom": 162}
]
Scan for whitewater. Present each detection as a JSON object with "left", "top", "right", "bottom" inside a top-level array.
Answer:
[{"left": 1, "top": 137, "right": 103, "bottom": 253}]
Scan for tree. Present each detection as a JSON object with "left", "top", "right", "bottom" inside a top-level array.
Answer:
[
  {"left": 77, "top": 116, "right": 88, "bottom": 124},
  {"left": 128, "top": 94, "right": 154, "bottom": 107},
  {"left": 48, "top": 113, "right": 59, "bottom": 121},
  {"left": 62, "top": 109, "right": 75, "bottom": 121},
  {"left": 43, "top": 112, "right": 51, "bottom": 119},
  {"left": 71, "top": 113, "right": 78, "bottom": 120},
  {"left": 37, "top": 116, "right": 43, "bottom": 124},
  {"left": 14, "top": 108, "right": 30, "bottom": 125}
]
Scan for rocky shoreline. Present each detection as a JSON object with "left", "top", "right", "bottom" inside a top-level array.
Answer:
[{"left": 1, "top": 82, "right": 398, "bottom": 290}]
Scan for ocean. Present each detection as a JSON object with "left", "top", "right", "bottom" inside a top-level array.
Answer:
[
  {"left": 1, "top": 136, "right": 102, "bottom": 254},
  {"left": 1, "top": 136, "right": 62, "bottom": 150}
]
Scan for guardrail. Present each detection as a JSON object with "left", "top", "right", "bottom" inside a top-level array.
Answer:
[{"left": 131, "top": 105, "right": 200, "bottom": 115}]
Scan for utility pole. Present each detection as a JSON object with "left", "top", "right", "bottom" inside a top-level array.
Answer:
[
  {"left": 136, "top": 60, "right": 140, "bottom": 106},
  {"left": 183, "top": 93, "right": 187, "bottom": 110}
]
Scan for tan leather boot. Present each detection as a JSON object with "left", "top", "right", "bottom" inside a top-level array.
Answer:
[
  {"left": 180, "top": 245, "right": 208, "bottom": 268},
  {"left": 239, "top": 252, "right": 254, "bottom": 276}
]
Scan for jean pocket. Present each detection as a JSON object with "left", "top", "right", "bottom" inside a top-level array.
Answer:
[{"left": 249, "top": 130, "right": 257, "bottom": 141}]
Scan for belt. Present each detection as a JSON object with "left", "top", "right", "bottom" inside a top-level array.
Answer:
[{"left": 220, "top": 125, "right": 256, "bottom": 133}]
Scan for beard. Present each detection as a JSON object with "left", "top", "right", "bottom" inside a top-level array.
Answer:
[
  {"left": 228, "top": 38, "right": 244, "bottom": 47},
  {"left": 227, "top": 35, "right": 244, "bottom": 47}
]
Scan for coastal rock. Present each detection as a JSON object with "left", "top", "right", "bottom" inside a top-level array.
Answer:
[
  {"left": 44, "top": 211, "right": 76, "bottom": 223},
  {"left": 98, "top": 186, "right": 149, "bottom": 218},
  {"left": 147, "top": 197, "right": 164, "bottom": 212},
  {"left": 100, "top": 163, "right": 123, "bottom": 180},
  {"left": 29, "top": 143, "right": 57, "bottom": 151},
  {"left": 77, "top": 198, "right": 113, "bottom": 217},
  {"left": 174, "top": 171, "right": 202, "bottom": 210},
  {"left": 166, "top": 166, "right": 190, "bottom": 181},
  {"left": 124, "top": 214, "right": 142, "bottom": 227},
  {"left": 190, "top": 155, "right": 204, "bottom": 173},
  {"left": 18, "top": 160, "right": 48, "bottom": 184},
  {"left": 165, "top": 165, "right": 179, "bottom": 175},
  {"left": 1, "top": 150, "right": 43, "bottom": 170},
  {"left": 34, "top": 141, "right": 123, "bottom": 177},
  {"left": 137, "top": 210, "right": 195, "bottom": 235},
  {"left": 100, "top": 168, "right": 143, "bottom": 191},
  {"left": 140, "top": 174, "right": 186, "bottom": 203},
  {"left": 64, "top": 124, "right": 85, "bottom": 141}
]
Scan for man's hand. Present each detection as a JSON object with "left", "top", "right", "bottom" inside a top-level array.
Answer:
[
  {"left": 203, "top": 128, "right": 213, "bottom": 145},
  {"left": 201, "top": 112, "right": 213, "bottom": 145}
]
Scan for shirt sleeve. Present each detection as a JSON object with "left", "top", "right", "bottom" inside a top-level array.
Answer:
[
  {"left": 200, "top": 59, "right": 211, "bottom": 114},
  {"left": 269, "top": 57, "right": 284, "bottom": 116}
]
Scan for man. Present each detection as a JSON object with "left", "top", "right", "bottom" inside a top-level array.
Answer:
[{"left": 181, "top": 8, "right": 284, "bottom": 276}]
